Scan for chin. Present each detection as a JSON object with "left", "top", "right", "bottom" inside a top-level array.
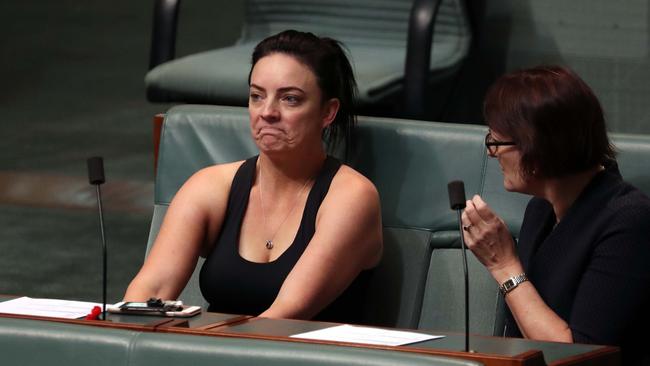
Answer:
[
  {"left": 258, "top": 143, "right": 292, "bottom": 157},
  {"left": 503, "top": 178, "right": 523, "bottom": 193}
]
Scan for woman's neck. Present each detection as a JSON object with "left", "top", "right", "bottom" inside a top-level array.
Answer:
[
  {"left": 258, "top": 149, "right": 326, "bottom": 192},
  {"left": 541, "top": 165, "right": 604, "bottom": 222}
]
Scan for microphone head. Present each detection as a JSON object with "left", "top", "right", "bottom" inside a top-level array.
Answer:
[
  {"left": 448, "top": 180, "right": 466, "bottom": 210},
  {"left": 87, "top": 156, "right": 105, "bottom": 185}
]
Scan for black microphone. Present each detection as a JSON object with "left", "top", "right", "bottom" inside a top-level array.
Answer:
[
  {"left": 447, "top": 180, "right": 470, "bottom": 352},
  {"left": 87, "top": 157, "right": 107, "bottom": 320}
]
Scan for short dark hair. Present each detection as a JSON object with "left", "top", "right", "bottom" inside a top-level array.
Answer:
[
  {"left": 249, "top": 30, "right": 358, "bottom": 156},
  {"left": 483, "top": 65, "right": 615, "bottom": 178}
]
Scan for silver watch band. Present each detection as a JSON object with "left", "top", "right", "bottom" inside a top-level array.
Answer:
[{"left": 499, "top": 273, "right": 528, "bottom": 296}]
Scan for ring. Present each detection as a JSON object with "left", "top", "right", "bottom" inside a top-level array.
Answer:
[{"left": 463, "top": 224, "right": 473, "bottom": 232}]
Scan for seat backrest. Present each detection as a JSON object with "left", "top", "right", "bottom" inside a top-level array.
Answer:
[
  {"left": 611, "top": 133, "right": 650, "bottom": 194},
  {"left": 346, "top": 117, "right": 500, "bottom": 330},
  {"left": 241, "top": 0, "right": 467, "bottom": 47},
  {"left": 240, "top": 0, "right": 471, "bottom": 106}
]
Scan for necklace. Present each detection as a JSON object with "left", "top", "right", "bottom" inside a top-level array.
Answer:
[{"left": 258, "top": 160, "right": 311, "bottom": 250}]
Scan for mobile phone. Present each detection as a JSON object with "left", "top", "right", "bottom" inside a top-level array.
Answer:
[
  {"left": 107, "top": 301, "right": 201, "bottom": 317},
  {"left": 121, "top": 301, "right": 168, "bottom": 312}
]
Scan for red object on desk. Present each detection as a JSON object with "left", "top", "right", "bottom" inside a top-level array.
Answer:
[{"left": 85, "top": 306, "right": 102, "bottom": 320}]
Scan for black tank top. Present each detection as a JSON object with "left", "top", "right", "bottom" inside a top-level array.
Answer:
[{"left": 199, "top": 155, "right": 369, "bottom": 323}]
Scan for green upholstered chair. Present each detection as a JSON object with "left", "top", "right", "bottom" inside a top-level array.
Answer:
[{"left": 145, "top": 0, "right": 473, "bottom": 120}]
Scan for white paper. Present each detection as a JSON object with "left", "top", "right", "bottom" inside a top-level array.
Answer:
[
  {"left": 0, "top": 297, "right": 102, "bottom": 319},
  {"left": 290, "top": 324, "right": 443, "bottom": 346}
]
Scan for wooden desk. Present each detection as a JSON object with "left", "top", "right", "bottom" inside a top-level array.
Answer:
[{"left": 0, "top": 296, "right": 618, "bottom": 366}]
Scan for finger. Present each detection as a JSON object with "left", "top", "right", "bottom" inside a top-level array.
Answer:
[
  {"left": 471, "top": 195, "right": 497, "bottom": 222},
  {"left": 460, "top": 212, "right": 476, "bottom": 246},
  {"left": 464, "top": 199, "right": 485, "bottom": 227},
  {"left": 461, "top": 211, "right": 474, "bottom": 234},
  {"left": 461, "top": 210, "right": 471, "bottom": 226}
]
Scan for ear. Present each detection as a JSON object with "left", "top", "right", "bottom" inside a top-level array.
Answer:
[{"left": 321, "top": 98, "right": 340, "bottom": 129}]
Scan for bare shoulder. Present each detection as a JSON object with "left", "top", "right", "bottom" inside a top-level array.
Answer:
[
  {"left": 177, "top": 160, "right": 245, "bottom": 199},
  {"left": 190, "top": 160, "right": 244, "bottom": 184},
  {"left": 326, "top": 164, "right": 380, "bottom": 205},
  {"left": 318, "top": 163, "right": 381, "bottom": 230}
]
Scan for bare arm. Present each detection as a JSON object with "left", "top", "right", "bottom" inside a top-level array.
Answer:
[
  {"left": 123, "top": 162, "right": 240, "bottom": 301},
  {"left": 462, "top": 195, "right": 573, "bottom": 342},
  {"left": 259, "top": 166, "right": 383, "bottom": 319}
]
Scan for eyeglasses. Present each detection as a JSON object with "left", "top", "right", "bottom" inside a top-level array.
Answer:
[{"left": 485, "top": 132, "right": 516, "bottom": 157}]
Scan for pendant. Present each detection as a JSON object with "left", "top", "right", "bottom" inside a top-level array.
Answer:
[{"left": 265, "top": 240, "right": 274, "bottom": 250}]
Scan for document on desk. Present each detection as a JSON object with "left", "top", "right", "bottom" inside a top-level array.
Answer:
[
  {"left": 0, "top": 296, "right": 101, "bottom": 319},
  {"left": 290, "top": 324, "right": 443, "bottom": 346}
]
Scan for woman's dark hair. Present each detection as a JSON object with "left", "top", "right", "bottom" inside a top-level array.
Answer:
[
  {"left": 483, "top": 65, "right": 616, "bottom": 178},
  {"left": 249, "top": 30, "right": 358, "bottom": 155}
]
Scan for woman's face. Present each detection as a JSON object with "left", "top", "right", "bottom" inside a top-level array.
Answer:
[
  {"left": 489, "top": 130, "right": 531, "bottom": 194},
  {"left": 248, "top": 53, "right": 339, "bottom": 155}
]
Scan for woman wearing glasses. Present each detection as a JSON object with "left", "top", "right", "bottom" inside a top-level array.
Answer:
[{"left": 463, "top": 65, "right": 650, "bottom": 365}]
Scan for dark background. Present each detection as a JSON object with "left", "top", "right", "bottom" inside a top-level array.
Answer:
[{"left": 0, "top": 0, "right": 242, "bottom": 302}]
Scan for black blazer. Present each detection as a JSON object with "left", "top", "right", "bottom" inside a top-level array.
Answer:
[{"left": 504, "top": 163, "right": 650, "bottom": 366}]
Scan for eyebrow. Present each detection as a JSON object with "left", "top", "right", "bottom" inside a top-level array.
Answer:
[{"left": 249, "top": 84, "right": 305, "bottom": 94}]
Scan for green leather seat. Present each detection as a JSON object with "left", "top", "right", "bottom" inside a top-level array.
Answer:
[
  {"left": 145, "top": 0, "right": 472, "bottom": 119},
  {"left": 0, "top": 316, "right": 483, "bottom": 365},
  {"left": 0, "top": 317, "right": 137, "bottom": 366},
  {"left": 131, "top": 332, "right": 483, "bottom": 366}
]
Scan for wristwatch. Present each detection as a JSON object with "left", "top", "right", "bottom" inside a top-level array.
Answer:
[{"left": 499, "top": 273, "right": 528, "bottom": 296}]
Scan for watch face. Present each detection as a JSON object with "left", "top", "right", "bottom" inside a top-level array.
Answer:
[{"left": 500, "top": 274, "right": 527, "bottom": 296}]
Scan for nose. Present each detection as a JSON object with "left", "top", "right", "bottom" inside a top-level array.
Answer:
[{"left": 261, "top": 99, "right": 280, "bottom": 123}]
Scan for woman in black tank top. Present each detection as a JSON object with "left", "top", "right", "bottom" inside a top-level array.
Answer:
[{"left": 124, "top": 30, "right": 383, "bottom": 323}]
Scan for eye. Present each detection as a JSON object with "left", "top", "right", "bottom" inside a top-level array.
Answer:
[
  {"left": 282, "top": 94, "right": 301, "bottom": 105},
  {"left": 249, "top": 92, "right": 263, "bottom": 102}
]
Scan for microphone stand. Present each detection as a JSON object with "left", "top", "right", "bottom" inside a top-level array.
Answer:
[
  {"left": 87, "top": 157, "right": 107, "bottom": 321},
  {"left": 447, "top": 180, "right": 470, "bottom": 352},
  {"left": 456, "top": 208, "right": 470, "bottom": 352},
  {"left": 95, "top": 184, "right": 107, "bottom": 320}
]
